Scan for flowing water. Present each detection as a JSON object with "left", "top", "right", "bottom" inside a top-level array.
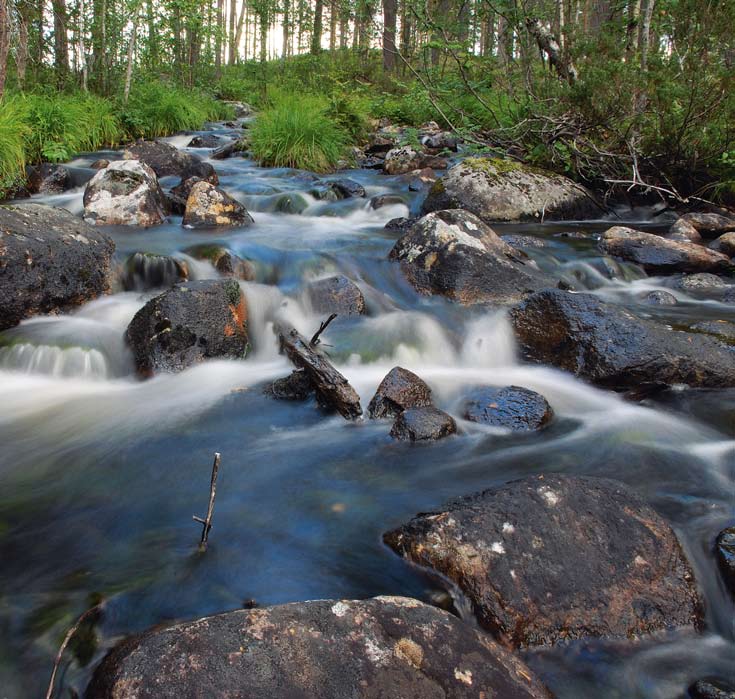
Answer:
[{"left": 1, "top": 123, "right": 734, "bottom": 698}]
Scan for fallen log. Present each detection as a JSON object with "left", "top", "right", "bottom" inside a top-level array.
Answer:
[{"left": 277, "top": 326, "right": 362, "bottom": 419}]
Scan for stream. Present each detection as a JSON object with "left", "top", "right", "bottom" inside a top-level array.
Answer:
[{"left": 0, "top": 121, "right": 733, "bottom": 698}]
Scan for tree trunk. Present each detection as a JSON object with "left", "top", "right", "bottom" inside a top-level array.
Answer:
[
  {"left": 329, "top": 0, "right": 337, "bottom": 51},
  {"left": 123, "top": 10, "right": 139, "bottom": 102},
  {"left": 228, "top": 0, "right": 237, "bottom": 63},
  {"left": 497, "top": 14, "right": 509, "bottom": 64},
  {"left": 399, "top": 0, "right": 411, "bottom": 61},
  {"left": 282, "top": 0, "right": 290, "bottom": 57},
  {"left": 234, "top": 0, "right": 247, "bottom": 60},
  {"left": 51, "top": 0, "right": 70, "bottom": 84},
  {"left": 638, "top": 0, "right": 654, "bottom": 69},
  {"left": 16, "top": 0, "right": 31, "bottom": 88},
  {"left": 311, "top": 0, "right": 323, "bottom": 53},
  {"left": 259, "top": 9, "right": 268, "bottom": 62},
  {"left": 382, "top": 0, "right": 396, "bottom": 71},
  {"left": 526, "top": 17, "right": 577, "bottom": 83},
  {"left": 0, "top": 0, "right": 10, "bottom": 98},
  {"left": 339, "top": 0, "right": 348, "bottom": 49}
]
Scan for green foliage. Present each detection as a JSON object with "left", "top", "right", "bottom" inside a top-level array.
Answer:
[
  {"left": 250, "top": 93, "right": 348, "bottom": 172},
  {"left": 0, "top": 99, "right": 28, "bottom": 194}
]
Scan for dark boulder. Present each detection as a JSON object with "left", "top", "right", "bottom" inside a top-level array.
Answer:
[
  {"left": 384, "top": 474, "right": 703, "bottom": 649},
  {"left": 180, "top": 160, "right": 219, "bottom": 186},
  {"left": 689, "top": 679, "right": 735, "bottom": 699},
  {"left": 711, "top": 232, "right": 735, "bottom": 257},
  {"left": 715, "top": 526, "right": 735, "bottom": 597},
  {"left": 305, "top": 275, "right": 366, "bottom": 316},
  {"left": 642, "top": 290, "right": 678, "bottom": 305},
  {"left": 182, "top": 181, "right": 253, "bottom": 228},
  {"left": 330, "top": 179, "right": 366, "bottom": 198},
  {"left": 390, "top": 406, "right": 457, "bottom": 441},
  {"left": 370, "top": 194, "right": 406, "bottom": 209},
  {"left": 422, "top": 157, "right": 602, "bottom": 222},
  {"left": 86, "top": 596, "right": 551, "bottom": 699},
  {"left": 389, "top": 210, "right": 554, "bottom": 305},
  {"left": 677, "top": 213, "right": 735, "bottom": 238},
  {"left": 267, "top": 370, "right": 313, "bottom": 400},
  {"left": 675, "top": 273, "right": 729, "bottom": 292},
  {"left": 0, "top": 204, "right": 114, "bottom": 331},
  {"left": 667, "top": 217, "right": 702, "bottom": 243},
  {"left": 501, "top": 234, "right": 550, "bottom": 249},
  {"left": 83, "top": 160, "right": 167, "bottom": 227},
  {"left": 385, "top": 216, "right": 417, "bottom": 233},
  {"left": 598, "top": 227, "right": 732, "bottom": 275},
  {"left": 184, "top": 244, "right": 256, "bottom": 281},
  {"left": 510, "top": 289, "right": 735, "bottom": 390},
  {"left": 368, "top": 367, "right": 433, "bottom": 418},
  {"left": 462, "top": 385, "right": 553, "bottom": 431},
  {"left": 211, "top": 140, "right": 241, "bottom": 160},
  {"left": 122, "top": 252, "right": 188, "bottom": 291},
  {"left": 689, "top": 320, "right": 735, "bottom": 343},
  {"left": 123, "top": 139, "right": 200, "bottom": 178},
  {"left": 125, "top": 279, "right": 249, "bottom": 376},
  {"left": 90, "top": 159, "right": 110, "bottom": 170},
  {"left": 26, "top": 163, "right": 72, "bottom": 194},
  {"left": 365, "top": 133, "right": 395, "bottom": 154},
  {"left": 187, "top": 134, "right": 221, "bottom": 148},
  {"left": 168, "top": 163, "right": 220, "bottom": 214}
]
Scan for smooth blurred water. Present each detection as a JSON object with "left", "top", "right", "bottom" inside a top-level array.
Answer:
[{"left": 0, "top": 125, "right": 733, "bottom": 698}]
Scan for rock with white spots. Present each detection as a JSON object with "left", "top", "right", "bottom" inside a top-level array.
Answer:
[
  {"left": 85, "top": 596, "right": 551, "bottom": 699},
  {"left": 182, "top": 181, "right": 254, "bottom": 228},
  {"left": 384, "top": 475, "right": 703, "bottom": 648},
  {"left": 383, "top": 146, "right": 423, "bottom": 175},
  {"left": 0, "top": 204, "right": 115, "bottom": 331},
  {"left": 388, "top": 209, "right": 555, "bottom": 305},
  {"left": 83, "top": 159, "right": 168, "bottom": 227}
]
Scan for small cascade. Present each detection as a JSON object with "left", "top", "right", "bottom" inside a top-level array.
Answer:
[
  {"left": 0, "top": 343, "right": 110, "bottom": 379},
  {"left": 121, "top": 252, "right": 189, "bottom": 291}
]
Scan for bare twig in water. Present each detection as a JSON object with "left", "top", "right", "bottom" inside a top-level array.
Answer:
[
  {"left": 193, "top": 452, "right": 221, "bottom": 550},
  {"left": 310, "top": 314, "right": 337, "bottom": 347},
  {"left": 46, "top": 603, "right": 103, "bottom": 699}
]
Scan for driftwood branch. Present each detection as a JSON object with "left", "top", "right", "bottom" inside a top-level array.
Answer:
[
  {"left": 310, "top": 313, "right": 337, "bottom": 347},
  {"left": 46, "top": 603, "right": 103, "bottom": 699},
  {"left": 193, "top": 452, "right": 221, "bottom": 549}
]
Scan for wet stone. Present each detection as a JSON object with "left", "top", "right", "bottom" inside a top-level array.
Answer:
[
  {"left": 267, "top": 370, "right": 314, "bottom": 400},
  {"left": 370, "top": 194, "right": 406, "bottom": 209},
  {"left": 184, "top": 244, "right": 256, "bottom": 281},
  {"left": 689, "top": 679, "right": 735, "bottom": 699},
  {"left": 124, "top": 139, "right": 200, "bottom": 178},
  {"left": 90, "top": 158, "right": 109, "bottom": 170},
  {"left": 182, "top": 181, "right": 254, "bottom": 228},
  {"left": 187, "top": 134, "right": 221, "bottom": 148},
  {"left": 122, "top": 252, "right": 188, "bottom": 291},
  {"left": 330, "top": 178, "right": 366, "bottom": 198},
  {"left": 461, "top": 385, "right": 553, "bottom": 431},
  {"left": 675, "top": 273, "right": 729, "bottom": 291},
  {"left": 710, "top": 232, "right": 735, "bottom": 257},
  {"left": 304, "top": 275, "right": 366, "bottom": 316},
  {"left": 384, "top": 216, "right": 417, "bottom": 233},
  {"left": 368, "top": 367, "right": 433, "bottom": 418},
  {"left": 642, "top": 290, "right": 678, "bottom": 305},
  {"left": 85, "top": 596, "right": 551, "bottom": 699},
  {"left": 390, "top": 406, "right": 457, "bottom": 441},
  {"left": 26, "top": 163, "right": 71, "bottom": 194},
  {"left": 689, "top": 320, "right": 735, "bottom": 343},
  {"left": 715, "top": 526, "right": 735, "bottom": 597},
  {"left": 384, "top": 474, "right": 703, "bottom": 649}
]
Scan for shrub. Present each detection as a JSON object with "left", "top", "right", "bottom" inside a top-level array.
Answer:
[{"left": 249, "top": 93, "right": 348, "bottom": 172}]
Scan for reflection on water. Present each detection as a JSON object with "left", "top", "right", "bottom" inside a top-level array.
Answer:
[{"left": 0, "top": 125, "right": 734, "bottom": 698}]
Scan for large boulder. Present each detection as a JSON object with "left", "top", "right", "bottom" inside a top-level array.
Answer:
[
  {"left": 83, "top": 160, "right": 167, "bottom": 227},
  {"left": 86, "top": 596, "right": 551, "bottom": 699},
  {"left": 509, "top": 289, "right": 735, "bottom": 390},
  {"left": 0, "top": 204, "right": 114, "bottom": 331},
  {"left": 384, "top": 475, "right": 703, "bottom": 648},
  {"left": 462, "top": 385, "right": 553, "bottom": 431},
  {"left": 388, "top": 210, "right": 554, "bottom": 305},
  {"left": 125, "top": 279, "right": 249, "bottom": 376},
  {"left": 598, "top": 227, "right": 732, "bottom": 275},
  {"left": 384, "top": 146, "right": 423, "bottom": 175},
  {"left": 390, "top": 406, "right": 457, "bottom": 441},
  {"left": 123, "top": 139, "right": 199, "bottom": 178},
  {"left": 676, "top": 212, "right": 735, "bottom": 238},
  {"left": 711, "top": 232, "right": 735, "bottom": 257},
  {"left": 304, "top": 275, "right": 366, "bottom": 316},
  {"left": 422, "top": 157, "right": 601, "bottom": 222},
  {"left": 716, "top": 526, "right": 735, "bottom": 597},
  {"left": 368, "top": 367, "right": 433, "bottom": 418},
  {"left": 25, "top": 163, "right": 72, "bottom": 194},
  {"left": 182, "top": 181, "right": 254, "bottom": 228},
  {"left": 167, "top": 162, "right": 220, "bottom": 214}
]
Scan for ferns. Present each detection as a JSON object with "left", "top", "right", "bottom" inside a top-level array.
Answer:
[{"left": 250, "top": 94, "right": 348, "bottom": 173}]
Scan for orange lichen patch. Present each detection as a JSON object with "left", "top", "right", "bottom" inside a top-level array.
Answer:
[
  {"left": 229, "top": 293, "right": 247, "bottom": 331},
  {"left": 224, "top": 324, "right": 235, "bottom": 336}
]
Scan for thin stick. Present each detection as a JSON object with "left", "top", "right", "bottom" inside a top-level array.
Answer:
[
  {"left": 193, "top": 452, "right": 221, "bottom": 549},
  {"left": 46, "top": 604, "right": 102, "bottom": 699},
  {"left": 310, "top": 314, "right": 337, "bottom": 347}
]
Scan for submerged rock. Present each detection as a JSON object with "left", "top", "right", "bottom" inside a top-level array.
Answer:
[
  {"left": 384, "top": 474, "right": 703, "bottom": 648},
  {"left": 86, "top": 596, "right": 551, "bottom": 699},
  {"left": 0, "top": 204, "right": 115, "bottom": 331},
  {"left": 329, "top": 178, "right": 366, "bottom": 198},
  {"left": 368, "top": 367, "right": 433, "bottom": 418},
  {"left": 388, "top": 209, "right": 554, "bottom": 305},
  {"left": 125, "top": 279, "right": 249, "bottom": 376},
  {"left": 422, "top": 157, "right": 602, "bottom": 222},
  {"left": 390, "top": 406, "right": 457, "bottom": 441},
  {"left": 267, "top": 370, "right": 313, "bottom": 400},
  {"left": 642, "top": 290, "right": 678, "bottom": 306},
  {"left": 462, "top": 385, "right": 553, "bottom": 431},
  {"left": 83, "top": 160, "right": 167, "bottom": 227},
  {"left": 510, "top": 289, "right": 735, "bottom": 390},
  {"left": 304, "top": 275, "right": 366, "bottom": 316},
  {"left": 122, "top": 252, "right": 188, "bottom": 291},
  {"left": 26, "top": 163, "right": 71, "bottom": 194},
  {"left": 184, "top": 244, "right": 256, "bottom": 281},
  {"left": 675, "top": 273, "right": 729, "bottom": 291},
  {"left": 689, "top": 679, "right": 735, "bottom": 699},
  {"left": 370, "top": 194, "right": 406, "bottom": 209},
  {"left": 187, "top": 134, "right": 221, "bottom": 148},
  {"left": 598, "top": 227, "right": 732, "bottom": 275},
  {"left": 124, "top": 139, "right": 199, "bottom": 178},
  {"left": 715, "top": 526, "right": 735, "bottom": 597},
  {"left": 182, "top": 181, "right": 253, "bottom": 228},
  {"left": 689, "top": 320, "right": 735, "bottom": 343}
]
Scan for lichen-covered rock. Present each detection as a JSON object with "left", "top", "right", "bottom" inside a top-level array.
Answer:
[
  {"left": 390, "top": 406, "right": 457, "bottom": 441},
  {"left": 26, "top": 163, "right": 71, "bottom": 194},
  {"left": 85, "top": 596, "right": 551, "bottom": 699},
  {"left": 716, "top": 526, "right": 735, "bottom": 597},
  {"left": 121, "top": 252, "right": 188, "bottom": 291},
  {"left": 599, "top": 227, "right": 732, "bottom": 274},
  {"left": 711, "top": 232, "right": 735, "bottom": 257},
  {"left": 83, "top": 160, "right": 167, "bottom": 227},
  {"left": 304, "top": 275, "right": 365, "bottom": 316},
  {"left": 384, "top": 146, "right": 423, "bottom": 175},
  {"left": 123, "top": 139, "right": 200, "bottom": 178},
  {"left": 389, "top": 209, "right": 554, "bottom": 305},
  {"left": 168, "top": 161, "right": 221, "bottom": 213},
  {"left": 182, "top": 181, "right": 253, "bottom": 228},
  {"left": 125, "top": 279, "right": 249, "bottom": 376},
  {"left": 184, "top": 244, "right": 256, "bottom": 281},
  {"left": 368, "top": 367, "right": 433, "bottom": 418},
  {"left": 462, "top": 385, "right": 553, "bottom": 431},
  {"left": 510, "top": 289, "right": 735, "bottom": 390},
  {"left": 675, "top": 273, "right": 729, "bottom": 291},
  {"left": 0, "top": 204, "right": 115, "bottom": 331},
  {"left": 642, "top": 290, "right": 678, "bottom": 306},
  {"left": 422, "top": 157, "right": 601, "bottom": 222},
  {"left": 384, "top": 475, "right": 703, "bottom": 648}
]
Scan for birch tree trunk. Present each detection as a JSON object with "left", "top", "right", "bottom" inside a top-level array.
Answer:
[{"left": 382, "top": 0, "right": 397, "bottom": 71}]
